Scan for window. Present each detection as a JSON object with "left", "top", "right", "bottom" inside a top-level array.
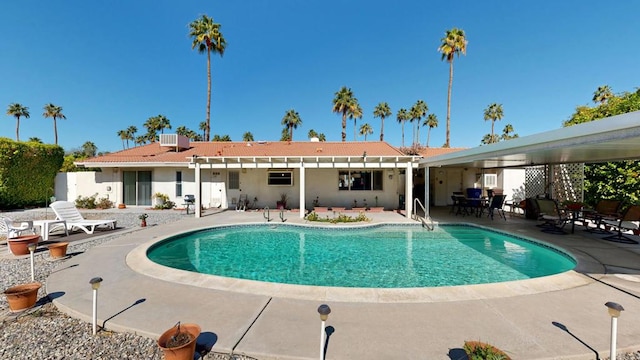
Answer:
[
  {"left": 229, "top": 171, "right": 240, "bottom": 190},
  {"left": 175, "top": 171, "right": 182, "bottom": 197},
  {"left": 484, "top": 174, "right": 497, "bottom": 188},
  {"left": 268, "top": 171, "right": 293, "bottom": 186},
  {"left": 338, "top": 170, "right": 383, "bottom": 191}
]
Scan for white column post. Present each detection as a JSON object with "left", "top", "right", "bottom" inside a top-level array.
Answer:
[
  {"left": 425, "top": 166, "right": 430, "bottom": 217},
  {"left": 610, "top": 316, "right": 618, "bottom": 358},
  {"left": 195, "top": 161, "right": 202, "bottom": 218},
  {"left": 299, "top": 164, "right": 306, "bottom": 219},
  {"left": 405, "top": 161, "right": 413, "bottom": 216}
]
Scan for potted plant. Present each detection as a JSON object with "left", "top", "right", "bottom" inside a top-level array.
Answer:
[
  {"left": 369, "top": 195, "right": 384, "bottom": 212},
  {"left": 8, "top": 234, "right": 41, "bottom": 256},
  {"left": 463, "top": 340, "right": 510, "bottom": 360},
  {"left": 277, "top": 193, "right": 288, "bottom": 210},
  {"left": 48, "top": 242, "right": 69, "bottom": 258},
  {"left": 139, "top": 213, "right": 148, "bottom": 227},
  {"left": 158, "top": 322, "right": 201, "bottom": 360},
  {"left": 4, "top": 282, "right": 42, "bottom": 312}
]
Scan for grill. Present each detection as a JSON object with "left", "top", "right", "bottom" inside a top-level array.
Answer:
[{"left": 183, "top": 195, "right": 195, "bottom": 214}]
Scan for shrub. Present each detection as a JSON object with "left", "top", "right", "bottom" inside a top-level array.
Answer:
[
  {"left": 463, "top": 341, "right": 510, "bottom": 360},
  {"left": 95, "top": 196, "right": 114, "bottom": 209},
  {"left": 305, "top": 211, "right": 370, "bottom": 224},
  {"left": 75, "top": 194, "right": 98, "bottom": 209}
]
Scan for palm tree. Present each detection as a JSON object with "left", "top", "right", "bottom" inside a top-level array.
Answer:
[
  {"left": 350, "top": 103, "right": 363, "bottom": 141},
  {"left": 359, "top": 123, "right": 373, "bottom": 141},
  {"left": 593, "top": 85, "right": 613, "bottom": 104},
  {"left": 373, "top": 102, "right": 391, "bottom": 141},
  {"left": 483, "top": 103, "right": 503, "bottom": 143},
  {"left": 81, "top": 141, "right": 97, "bottom": 158},
  {"left": 28, "top": 137, "right": 43, "bottom": 143},
  {"left": 424, "top": 113, "right": 438, "bottom": 147},
  {"left": 332, "top": 86, "right": 359, "bottom": 142},
  {"left": 396, "top": 108, "right": 409, "bottom": 147},
  {"left": 117, "top": 129, "right": 128, "bottom": 149},
  {"left": 198, "top": 121, "right": 207, "bottom": 140},
  {"left": 438, "top": 27, "right": 468, "bottom": 148},
  {"left": 156, "top": 115, "right": 171, "bottom": 134},
  {"left": 212, "top": 134, "right": 231, "bottom": 141},
  {"left": 409, "top": 100, "right": 428, "bottom": 146},
  {"left": 243, "top": 131, "right": 254, "bottom": 141},
  {"left": 135, "top": 135, "right": 147, "bottom": 146},
  {"left": 280, "top": 127, "right": 291, "bottom": 141},
  {"left": 308, "top": 129, "right": 318, "bottom": 139},
  {"left": 42, "top": 103, "right": 66, "bottom": 145},
  {"left": 6, "top": 103, "right": 30, "bottom": 141},
  {"left": 281, "top": 109, "right": 302, "bottom": 140},
  {"left": 176, "top": 125, "right": 189, "bottom": 136},
  {"left": 317, "top": 133, "right": 326, "bottom": 141},
  {"left": 189, "top": 15, "right": 226, "bottom": 142},
  {"left": 126, "top": 126, "right": 137, "bottom": 147},
  {"left": 501, "top": 123, "right": 519, "bottom": 140}
]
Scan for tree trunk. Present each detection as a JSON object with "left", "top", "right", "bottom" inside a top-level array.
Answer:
[
  {"left": 341, "top": 112, "right": 347, "bottom": 142},
  {"left": 16, "top": 117, "right": 20, "bottom": 141},
  {"left": 206, "top": 49, "right": 212, "bottom": 142},
  {"left": 445, "top": 59, "right": 454, "bottom": 148},
  {"left": 380, "top": 117, "right": 384, "bottom": 141},
  {"left": 54, "top": 118, "right": 58, "bottom": 145}
]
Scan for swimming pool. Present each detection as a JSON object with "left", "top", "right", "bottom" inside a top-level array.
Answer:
[{"left": 146, "top": 224, "right": 575, "bottom": 288}]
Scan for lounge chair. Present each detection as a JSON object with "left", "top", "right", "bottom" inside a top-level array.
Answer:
[
  {"left": 535, "top": 198, "right": 570, "bottom": 234},
  {"left": 49, "top": 201, "right": 116, "bottom": 234},
  {"left": 601, "top": 205, "right": 640, "bottom": 244},
  {"left": 582, "top": 199, "right": 622, "bottom": 232}
]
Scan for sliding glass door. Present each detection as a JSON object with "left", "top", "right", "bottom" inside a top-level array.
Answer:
[{"left": 123, "top": 171, "right": 152, "bottom": 206}]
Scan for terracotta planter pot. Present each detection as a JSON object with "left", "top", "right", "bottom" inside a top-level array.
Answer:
[
  {"left": 158, "top": 323, "right": 200, "bottom": 360},
  {"left": 141, "top": 220, "right": 147, "bottom": 227},
  {"left": 4, "top": 282, "right": 42, "bottom": 312},
  {"left": 48, "top": 242, "right": 69, "bottom": 258},
  {"left": 8, "top": 235, "right": 41, "bottom": 256},
  {"left": 118, "top": 203, "right": 126, "bottom": 209}
]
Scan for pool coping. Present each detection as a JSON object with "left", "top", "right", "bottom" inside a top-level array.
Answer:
[{"left": 127, "top": 221, "right": 600, "bottom": 303}]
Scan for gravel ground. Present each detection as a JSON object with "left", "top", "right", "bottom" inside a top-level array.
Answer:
[{"left": 1, "top": 209, "right": 639, "bottom": 360}]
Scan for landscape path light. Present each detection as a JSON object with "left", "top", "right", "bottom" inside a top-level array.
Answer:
[
  {"left": 90, "top": 277, "right": 103, "bottom": 335},
  {"left": 27, "top": 242, "right": 37, "bottom": 282},
  {"left": 317, "top": 304, "right": 331, "bottom": 360},
  {"left": 605, "top": 301, "right": 624, "bottom": 358}
]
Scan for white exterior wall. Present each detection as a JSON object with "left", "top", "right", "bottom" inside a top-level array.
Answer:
[
  {"left": 55, "top": 170, "right": 118, "bottom": 203},
  {"left": 500, "top": 168, "right": 526, "bottom": 201}
]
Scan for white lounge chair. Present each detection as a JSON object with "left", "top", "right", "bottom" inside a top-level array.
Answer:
[
  {"left": 1, "top": 217, "right": 36, "bottom": 254},
  {"left": 49, "top": 201, "right": 116, "bottom": 234}
]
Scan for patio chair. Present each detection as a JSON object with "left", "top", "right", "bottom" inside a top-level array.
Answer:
[
  {"left": 601, "top": 205, "right": 640, "bottom": 244},
  {"left": 1, "top": 217, "right": 35, "bottom": 239},
  {"left": 49, "top": 201, "right": 116, "bottom": 234},
  {"left": 535, "top": 198, "right": 570, "bottom": 234},
  {"left": 485, "top": 194, "right": 507, "bottom": 220},
  {"left": 582, "top": 199, "right": 622, "bottom": 233}
]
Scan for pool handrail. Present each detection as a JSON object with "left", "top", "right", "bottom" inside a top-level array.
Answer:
[
  {"left": 263, "top": 206, "right": 272, "bottom": 222},
  {"left": 413, "top": 198, "right": 434, "bottom": 230}
]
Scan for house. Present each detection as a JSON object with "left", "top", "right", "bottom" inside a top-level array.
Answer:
[{"left": 70, "top": 136, "right": 422, "bottom": 218}]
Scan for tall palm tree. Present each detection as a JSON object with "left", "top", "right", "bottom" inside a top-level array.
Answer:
[
  {"left": 242, "top": 131, "right": 254, "bottom": 141},
  {"left": 350, "top": 103, "right": 363, "bottom": 141},
  {"left": 396, "top": 108, "right": 409, "bottom": 147},
  {"left": 317, "top": 133, "right": 326, "bottom": 141},
  {"left": 280, "top": 127, "right": 291, "bottom": 141},
  {"left": 42, "top": 103, "right": 66, "bottom": 145},
  {"left": 332, "top": 86, "right": 359, "bottom": 142},
  {"left": 189, "top": 15, "right": 226, "bottom": 142},
  {"left": 28, "top": 137, "right": 43, "bottom": 143},
  {"left": 373, "top": 102, "right": 391, "bottom": 141},
  {"left": 359, "top": 123, "right": 373, "bottom": 141},
  {"left": 281, "top": 109, "right": 302, "bottom": 140},
  {"left": 308, "top": 129, "right": 318, "bottom": 139},
  {"left": 143, "top": 116, "right": 161, "bottom": 142},
  {"left": 81, "top": 141, "right": 97, "bottom": 158},
  {"left": 126, "top": 126, "right": 137, "bottom": 147},
  {"left": 117, "top": 129, "right": 128, "bottom": 149},
  {"left": 438, "top": 27, "right": 467, "bottom": 148},
  {"left": 483, "top": 103, "right": 503, "bottom": 143},
  {"left": 156, "top": 115, "right": 171, "bottom": 134},
  {"left": 135, "top": 135, "right": 147, "bottom": 146},
  {"left": 409, "top": 100, "right": 428, "bottom": 146},
  {"left": 6, "top": 103, "right": 30, "bottom": 141},
  {"left": 424, "top": 113, "right": 438, "bottom": 147},
  {"left": 593, "top": 85, "right": 613, "bottom": 104}
]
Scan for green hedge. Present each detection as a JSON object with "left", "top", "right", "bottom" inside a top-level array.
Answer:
[{"left": 0, "top": 138, "right": 64, "bottom": 209}]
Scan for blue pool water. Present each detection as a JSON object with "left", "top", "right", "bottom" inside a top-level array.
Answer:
[{"left": 147, "top": 224, "right": 575, "bottom": 288}]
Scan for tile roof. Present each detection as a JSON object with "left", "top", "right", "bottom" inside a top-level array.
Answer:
[
  {"left": 80, "top": 141, "right": 409, "bottom": 164},
  {"left": 417, "top": 147, "right": 467, "bottom": 158}
]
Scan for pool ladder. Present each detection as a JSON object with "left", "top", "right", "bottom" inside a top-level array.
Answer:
[
  {"left": 413, "top": 198, "right": 434, "bottom": 231},
  {"left": 263, "top": 207, "right": 272, "bottom": 222}
]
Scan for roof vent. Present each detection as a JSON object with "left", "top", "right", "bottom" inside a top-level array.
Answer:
[{"left": 160, "top": 134, "right": 190, "bottom": 151}]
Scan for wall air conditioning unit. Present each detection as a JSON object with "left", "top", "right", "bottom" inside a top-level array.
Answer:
[
  {"left": 484, "top": 174, "right": 497, "bottom": 188},
  {"left": 159, "top": 134, "right": 190, "bottom": 151}
]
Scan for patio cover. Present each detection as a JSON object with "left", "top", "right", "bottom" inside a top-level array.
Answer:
[{"left": 420, "top": 110, "right": 640, "bottom": 170}]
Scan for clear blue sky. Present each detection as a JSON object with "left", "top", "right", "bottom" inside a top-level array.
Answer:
[{"left": 1, "top": 0, "right": 639, "bottom": 153}]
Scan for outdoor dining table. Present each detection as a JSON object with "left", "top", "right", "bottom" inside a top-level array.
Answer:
[{"left": 33, "top": 219, "right": 68, "bottom": 241}]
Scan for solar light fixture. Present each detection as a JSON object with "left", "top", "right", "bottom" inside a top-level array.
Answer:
[
  {"left": 317, "top": 304, "right": 331, "bottom": 360},
  {"left": 605, "top": 301, "right": 624, "bottom": 358},
  {"left": 27, "top": 243, "right": 37, "bottom": 281},
  {"left": 90, "top": 277, "right": 103, "bottom": 335}
]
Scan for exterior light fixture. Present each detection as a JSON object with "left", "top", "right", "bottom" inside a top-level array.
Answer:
[
  {"left": 605, "top": 301, "right": 624, "bottom": 358},
  {"left": 317, "top": 304, "right": 331, "bottom": 360},
  {"left": 90, "top": 277, "right": 103, "bottom": 335},
  {"left": 27, "top": 243, "right": 37, "bottom": 282}
]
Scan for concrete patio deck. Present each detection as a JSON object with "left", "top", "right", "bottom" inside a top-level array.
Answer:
[{"left": 46, "top": 207, "right": 640, "bottom": 359}]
